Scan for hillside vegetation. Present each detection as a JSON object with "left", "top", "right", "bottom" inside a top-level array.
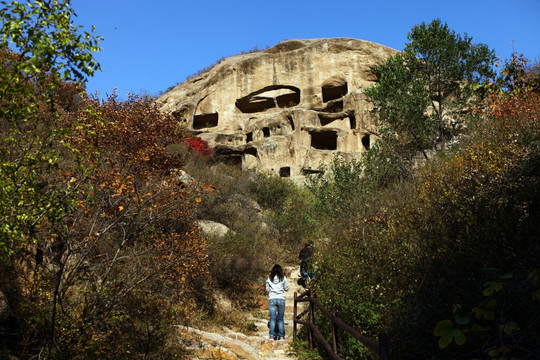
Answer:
[
  {"left": 0, "top": 2, "right": 538, "bottom": 359},
  {"left": 307, "top": 57, "right": 540, "bottom": 358},
  {"left": 304, "top": 22, "right": 540, "bottom": 359}
]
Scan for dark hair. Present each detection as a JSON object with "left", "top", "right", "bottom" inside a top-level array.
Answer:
[{"left": 270, "top": 264, "right": 284, "bottom": 282}]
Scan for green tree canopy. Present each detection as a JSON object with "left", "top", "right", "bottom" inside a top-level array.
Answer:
[
  {"left": 364, "top": 19, "right": 496, "bottom": 183},
  {"left": 0, "top": 0, "right": 102, "bottom": 258}
]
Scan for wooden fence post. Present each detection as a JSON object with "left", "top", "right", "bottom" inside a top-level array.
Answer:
[
  {"left": 308, "top": 288, "right": 314, "bottom": 350},
  {"left": 378, "top": 332, "right": 389, "bottom": 360},
  {"left": 332, "top": 309, "right": 339, "bottom": 355},
  {"left": 293, "top": 288, "right": 390, "bottom": 359},
  {"left": 293, "top": 292, "right": 298, "bottom": 341}
]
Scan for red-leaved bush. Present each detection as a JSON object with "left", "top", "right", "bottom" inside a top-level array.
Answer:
[{"left": 185, "top": 136, "right": 213, "bottom": 157}]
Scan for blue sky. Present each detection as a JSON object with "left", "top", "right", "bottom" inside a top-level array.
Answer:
[{"left": 70, "top": 0, "right": 540, "bottom": 100}]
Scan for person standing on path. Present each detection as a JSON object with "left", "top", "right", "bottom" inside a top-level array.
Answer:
[
  {"left": 298, "top": 242, "right": 315, "bottom": 287},
  {"left": 265, "top": 264, "right": 289, "bottom": 341}
]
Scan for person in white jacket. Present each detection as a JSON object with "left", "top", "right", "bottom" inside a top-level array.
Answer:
[{"left": 265, "top": 264, "right": 289, "bottom": 340}]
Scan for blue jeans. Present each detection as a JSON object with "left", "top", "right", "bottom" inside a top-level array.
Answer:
[{"left": 268, "top": 298, "right": 285, "bottom": 339}]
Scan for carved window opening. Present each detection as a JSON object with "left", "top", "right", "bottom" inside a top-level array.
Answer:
[
  {"left": 236, "top": 85, "right": 301, "bottom": 113},
  {"left": 193, "top": 113, "right": 218, "bottom": 129},
  {"left": 322, "top": 99, "right": 344, "bottom": 113},
  {"left": 310, "top": 130, "right": 337, "bottom": 150},
  {"left": 246, "top": 132, "right": 253, "bottom": 143},
  {"left": 276, "top": 92, "right": 300, "bottom": 108},
  {"left": 279, "top": 167, "right": 291, "bottom": 177},
  {"left": 349, "top": 114, "right": 356, "bottom": 129},
  {"left": 322, "top": 82, "right": 348, "bottom": 103},
  {"left": 362, "top": 134, "right": 370, "bottom": 150},
  {"left": 214, "top": 147, "right": 242, "bottom": 167},
  {"left": 244, "top": 147, "right": 258, "bottom": 157},
  {"left": 302, "top": 168, "right": 322, "bottom": 175},
  {"left": 318, "top": 114, "right": 342, "bottom": 127},
  {"left": 240, "top": 98, "right": 275, "bottom": 113},
  {"left": 263, "top": 127, "right": 270, "bottom": 137}
]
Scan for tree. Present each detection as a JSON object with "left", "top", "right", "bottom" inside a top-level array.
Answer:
[
  {"left": 31, "top": 94, "right": 209, "bottom": 359},
  {"left": 0, "top": 0, "right": 102, "bottom": 258},
  {"left": 310, "top": 53, "right": 539, "bottom": 359},
  {"left": 364, "top": 19, "right": 496, "bottom": 181},
  {"left": 0, "top": 2, "right": 209, "bottom": 358}
]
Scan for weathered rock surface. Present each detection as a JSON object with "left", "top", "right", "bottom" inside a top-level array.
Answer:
[
  {"left": 159, "top": 38, "right": 397, "bottom": 181},
  {"left": 196, "top": 220, "right": 233, "bottom": 238}
]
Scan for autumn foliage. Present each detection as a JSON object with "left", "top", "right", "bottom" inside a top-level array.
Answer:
[
  {"left": 1, "top": 88, "right": 214, "bottom": 358},
  {"left": 184, "top": 136, "right": 213, "bottom": 158},
  {"left": 2, "top": 5, "right": 539, "bottom": 358}
]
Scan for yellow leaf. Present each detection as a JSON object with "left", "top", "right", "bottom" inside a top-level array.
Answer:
[
  {"left": 195, "top": 197, "right": 202, "bottom": 203},
  {"left": 119, "top": 205, "right": 124, "bottom": 211}
]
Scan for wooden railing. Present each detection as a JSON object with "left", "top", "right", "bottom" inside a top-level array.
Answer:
[{"left": 293, "top": 288, "right": 389, "bottom": 360}]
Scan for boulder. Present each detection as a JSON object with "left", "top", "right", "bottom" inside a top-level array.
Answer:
[
  {"left": 197, "top": 220, "right": 234, "bottom": 238},
  {"left": 213, "top": 291, "right": 233, "bottom": 313}
]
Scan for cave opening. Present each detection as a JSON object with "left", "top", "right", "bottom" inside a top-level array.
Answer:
[
  {"left": 276, "top": 92, "right": 300, "bottom": 108},
  {"left": 213, "top": 147, "right": 243, "bottom": 167},
  {"left": 302, "top": 168, "right": 323, "bottom": 175},
  {"left": 244, "top": 147, "right": 258, "bottom": 157},
  {"left": 362, "top": 134, "right": 370, "bottom": 150},
  {"left": 279, "top": 167, "right": 291, "bottom": 177},
  {"left": 236, "top": 85, "right": 301, "bottom": 113},
  {"left": 237, "top": 98, "right": 275, "bottom": 113},
  {"left": 318, "top": 114, "right": 345, "bottom": 127},
  {"left": 192, "top": 113, "right": 218, "bottom": 129},
  {"left": 310, "top": 130, "right": 338, "bottom": 150},
  {"left": 246, "top": 132, "right": 253, "bottom": 143},
  {"left": 349, "top": 114, "right": 356, "bottom": 129},
  {"left": 322, "top": 99, "right": 344, "bottom": 113},
  {"left": 322, "top": 82, "right": 348, "bottom": 103},
  {"left": 262, "top": 127, "right": 270, "bottom": 137}
]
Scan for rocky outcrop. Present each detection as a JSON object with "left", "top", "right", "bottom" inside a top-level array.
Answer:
[
  {"left": 159, "top": 38, "right": 397, "bottom": 182},
  {"left": 196, "top": 220, "right": 233, "bottom": 239}
]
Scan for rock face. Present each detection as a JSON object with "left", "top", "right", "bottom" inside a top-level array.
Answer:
[
  {"left": 158, "top": 38, "right": 397, "bottom": 180},
  {"left": 197, "top": 220, "right": 233, "bottom": 238}
]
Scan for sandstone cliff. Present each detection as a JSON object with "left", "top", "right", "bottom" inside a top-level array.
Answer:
[{"left": 158, "top": 38, "right": 397, "bottom": 180}]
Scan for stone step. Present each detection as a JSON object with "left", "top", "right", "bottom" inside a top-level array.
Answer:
[
  {"left": 177, "top": 325, "right": 297, "bottom": 360},
  {"left": 176, "top": 265, "right": 306, "bottom": 359}
]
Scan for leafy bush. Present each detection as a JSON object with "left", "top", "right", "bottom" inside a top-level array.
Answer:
[
  {"left": 184, "top": 136, "right": 213, "bottom": 158},
  {"left": 305, "top": 58, "right": 540, "bottom": 358},
  {"left": 307, "top": 155, "right": 366, "bottom": 220},
  {"left": 1, "top": 87, "right": 212, "bottom": 358},
  {"left": 248, "top": 172, "right": 297, "bottom": 212}
]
